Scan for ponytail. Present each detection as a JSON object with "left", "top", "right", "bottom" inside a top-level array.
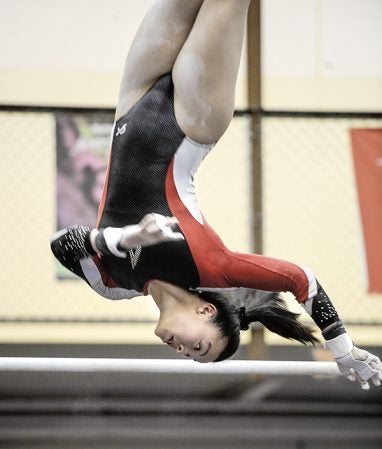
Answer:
[
  {"left": 239, "top": 294, "right": 318, "bottom": 346},
  {"left": 193, "top": 289, "right": 318, "bottom": 362}
]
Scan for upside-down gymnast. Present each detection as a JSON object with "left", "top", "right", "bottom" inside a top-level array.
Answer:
[{"left": 51, "top": 0, "right": 381, "bottom": 388}]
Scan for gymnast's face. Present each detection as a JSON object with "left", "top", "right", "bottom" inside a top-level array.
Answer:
[{"left": 154, "top": 304, "right": 227, "bottom": 363}]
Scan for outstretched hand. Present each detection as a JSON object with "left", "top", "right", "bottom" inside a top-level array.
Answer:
[
  {"left": 335, "top": 346, "right": 382, "bottom": 390},
  {"left": 135, "top": 213, "right": 184, "bottom": 245},
  {"left": 119, "top": 213, "right": 184, "bottom": 249}
]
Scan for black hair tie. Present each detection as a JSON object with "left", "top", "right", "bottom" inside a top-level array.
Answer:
[{"left": 237, "top": 306, "right": 249, "bottom": 331}]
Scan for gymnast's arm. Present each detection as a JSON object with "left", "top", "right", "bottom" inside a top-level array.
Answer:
[
  {"left": 90, "top": 213, "right": 184, "bottom": 257},
  {"left": 303, "top": 282, "right": 382, "bottom": 390},
  {"left": 50, "top": 213, "right": 184, "bottom": 299},
  {"left": 217, "top": 248, "right": 381, "bottom": 388},
  {"left": 51, "top": 224, "right": 141, "bottom": 300}
]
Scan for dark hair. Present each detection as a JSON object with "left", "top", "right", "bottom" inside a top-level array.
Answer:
[
  {"left": 196, "top": 290, "right": 241, "bottom": 361},
  {"left": 194, "top": 289, "right": 318, "bottom": 362}
]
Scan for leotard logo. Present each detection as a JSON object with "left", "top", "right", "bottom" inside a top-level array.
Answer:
[
  {"left": 116, "top": 124, "right": 127, "bottom": 136},
  {"left": 129, "top": 245, "right": 142, "bottom": 270}
]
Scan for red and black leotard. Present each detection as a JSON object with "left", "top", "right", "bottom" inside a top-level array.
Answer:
[{"left": 51, "top": 74, "right": 317, "bottom": 304}]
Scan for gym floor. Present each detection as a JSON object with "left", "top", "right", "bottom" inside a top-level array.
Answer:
[{"left": 0, "top": 344, "right": 381, "bottom": 449}]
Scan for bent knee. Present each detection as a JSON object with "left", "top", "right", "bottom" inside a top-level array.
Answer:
[{"left": 175, "top": 100, "right": 233, "bottom": 144}]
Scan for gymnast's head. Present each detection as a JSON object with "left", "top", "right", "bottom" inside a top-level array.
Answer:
[
  {"left": 153, "top": 288, "right": 239, "bottom": 362},
  {"left": 151, "top": 282, "right": 318, "bottom": 363}
]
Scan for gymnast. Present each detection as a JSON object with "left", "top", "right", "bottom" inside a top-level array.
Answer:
[{"left": 51, "top": 0, "right": 381, "bottom": 388}]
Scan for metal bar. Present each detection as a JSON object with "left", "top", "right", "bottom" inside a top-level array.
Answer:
[
  {"left": 1, "top": 103, "right": 381, "bottom": 118},
  {"left": 0, "top": 358, "right": 340, "bottom": 376}
]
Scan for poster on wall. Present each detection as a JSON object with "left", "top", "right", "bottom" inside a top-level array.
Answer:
[
  {"left": 350, "top": 128, "right": 382, "bottom": 294},
  {"left": 55, "top": 112, "right": 114, "bottom": 278}
]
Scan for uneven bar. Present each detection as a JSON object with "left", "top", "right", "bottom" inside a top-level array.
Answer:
[{"left": 0, "top": 358, "right": 340, "bottom": 376}]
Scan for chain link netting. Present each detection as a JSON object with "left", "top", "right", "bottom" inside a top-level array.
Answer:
[
  {"left": 0, "top": 110, "right": 251, "bottom": 323},
  {"left": 262, "top": 116, "right": 382, "bottom": 324},
  {"left": 0, "top": 110, "right": 381, "bottom": 327}
]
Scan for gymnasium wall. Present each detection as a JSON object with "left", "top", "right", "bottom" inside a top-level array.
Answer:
[
  {"left": 259, "top": 0, "right": 382, "bottom": 345},
  {"left": 0, "top": 0, "right": 251, "bottom": 345},
  {"left": 0, "top": 0, "right": 381, "bottom": 346}
]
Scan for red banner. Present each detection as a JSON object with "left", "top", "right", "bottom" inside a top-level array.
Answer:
[{"left": 350, "top": 128, "right": 382, "bottom": 293}]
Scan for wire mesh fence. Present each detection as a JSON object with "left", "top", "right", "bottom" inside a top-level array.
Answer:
[
  {"left": 0, "top": 107, "right": 381, "bottom": 326},
  {"left": 0, "top": 109, "right": 251, "bottom": 323},
  {"left": 262, "top": 115, "right": 382, "bottom": 325}
]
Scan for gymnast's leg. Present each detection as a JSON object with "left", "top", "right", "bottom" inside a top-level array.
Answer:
[
  {"left": 173, "top": 0, "right": 251, "bottom": 144},
  {"left": 116, "top": 0, "right": 204, "bottom": 120}
]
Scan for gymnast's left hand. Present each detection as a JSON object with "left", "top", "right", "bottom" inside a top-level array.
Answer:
[
  {"left": 325, "top": 334, "right": 382, "bottom": 390},
  {"left": 120, "top": 213, "right": 184, "bottom": 248},
  {"left": 335, "top": 346, "right": 382, "bottom": 390}
]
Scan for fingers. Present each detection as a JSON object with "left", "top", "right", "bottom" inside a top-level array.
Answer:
[
  {"left": 371, "top": 373, "right": 381, "bottom": 387},
  {"left": 372, "top": 364, "right": 382, "bottom": 387},
  {"left": 164, "top": 216, "right": 179, "bottom": 228},
  {"left": 155, "top": 215, "right": 180, "bottom": 232},
  {"left": 162, "top": 231, "right": 184, "bottom": 241},
  {"left": 343, "top": 369, "right": 370, "bottom": 390},
  {"left": 356, "top": 374, "right": 370, "bottom": 390},
  {"left": 338, "top": 349, "right": 382, "bottom": 390},
  {"left": 158, "top": 225, "right": 184, "bottom": 242},
  {"left": 342, "top": 368, "right": 356, "bottom": 383},
  {"left": 139, "top": 214, "right": 184, "bottom": 244},
  {"left": 369, "top": 355, "right": 382, "bottom": 372},
  {"left": 367, "top": 355, "right": 382, "bottom": 388},
  {"left": 140, "top": 213, "right": 179, "bottom": 229}
]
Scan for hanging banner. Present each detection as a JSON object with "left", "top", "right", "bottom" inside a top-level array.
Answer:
[
  {"left": 350, "top": 128, "right": 382, "bottom": 293},
  {"left": 55, "top": 112, "right": 114, "bottom": 277}
]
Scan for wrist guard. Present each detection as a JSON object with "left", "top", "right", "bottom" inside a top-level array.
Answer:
[
  {"left": 94, "top": 228, "right": 127, "bottom": 258},
  {"left": 321, "top": 320, "right": 347, "bottom": 340},
  {"left": 325, "top": 332, "right": 353, "bottom": 358},
  {"left": 311, "top": 282, "right": 340, "bottom": 330}
]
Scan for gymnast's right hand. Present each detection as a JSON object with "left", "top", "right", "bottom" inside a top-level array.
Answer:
[{"left": 91, "top": 213, "right": 184, "bottom": 257}]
